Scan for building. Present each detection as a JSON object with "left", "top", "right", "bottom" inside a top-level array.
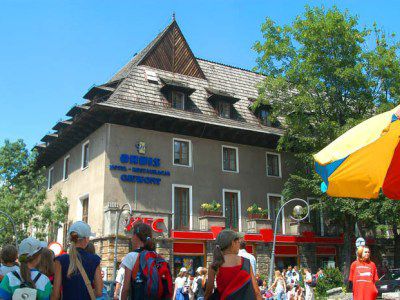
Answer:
[{"left": 36, "top": 19, "right": 343, "bottom": 280}]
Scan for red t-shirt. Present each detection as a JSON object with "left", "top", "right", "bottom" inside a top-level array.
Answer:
[{"left": 349, "top": 260, "right": 378, "bottom": 300}]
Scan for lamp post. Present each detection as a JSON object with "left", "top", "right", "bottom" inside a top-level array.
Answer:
[
  {"left": 111, "top": 203, "right": 132, "bottom": 297},
  {"left": 268, "top": 198, "right": 310, "bottom": 286},
  {"left": 0, "top": 210, "right": 18, "bottom": 249}
]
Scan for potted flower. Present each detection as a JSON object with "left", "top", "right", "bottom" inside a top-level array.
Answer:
[
  {"left": 247, "top": 204, "right": 268, "bottom": 219},
  {"left": 200, "top": 201, "right": 222, "bottom": 217}
]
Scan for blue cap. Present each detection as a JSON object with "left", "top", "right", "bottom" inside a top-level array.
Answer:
[{"left": 68, "top": 221, "right": 95, "bottom": 238}]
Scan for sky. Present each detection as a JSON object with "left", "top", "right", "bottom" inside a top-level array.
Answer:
[{"left": 1, "top": 0, "right": 399, "bottom": 149}]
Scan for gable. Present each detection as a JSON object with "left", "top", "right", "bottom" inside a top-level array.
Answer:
[{"left": 139, "top": 21, "right": 206, "bottom": 79}]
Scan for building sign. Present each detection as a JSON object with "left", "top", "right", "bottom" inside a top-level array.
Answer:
[
  {"left": 109, "top": 146, "right": 170, "bottom": 185},
  {"left": 125, "top": 216, "right": 165, "bottom": 233}
]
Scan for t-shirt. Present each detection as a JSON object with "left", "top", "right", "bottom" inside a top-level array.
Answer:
[
  {"left": 238, "top": 249, "right": 257, "bottom": 275},
  {"left": 0, "top": 265, "right": 19, "bottom": 277},
  {"left": 195, "top": 277, "right": 205, "bottom": 297},
  {"left": 55, "top": 248, "right": 101, "bottom": 300},
  {"left": 305, "top": 273, "right": 313, "bottom": 293},
  {"left": 174, "top": 276, "right": 187, "bottom": 289},
  {"left": 0, "top": 269, "right": 52, "bottom": 300},
  {"left": 115, "top": 267, "right": 125, "bottom": 298},
  {"left": 121, "top": 252, "right": 140, "bottom": 271}
]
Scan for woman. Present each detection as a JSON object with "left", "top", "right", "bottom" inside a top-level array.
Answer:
[
  {"left": 193, "top": 268, "right": 207, "bottom": 300},
  {"left": 269, "top": 270, "right": 286, "bottom": 300},
  {"left": 349, "top": 246, "right": 378, "bottom": 300},
  {"left": 121, "top": 222, "right": 156, "bottom": 300},
  {"left": 173, "top": 267, "right": 189, "bottom": 300},
  {"left": 52, "top": 221, "right": 103, "bottom": 300},
  {"left": 37, "top": 248, "right": 55, "bottom": 284},
  {"left": 0, "top": 237, "right": 52, "bottom": 300},
  {"left": 204, "top": 230, "right": 262, "bottom": 300}
]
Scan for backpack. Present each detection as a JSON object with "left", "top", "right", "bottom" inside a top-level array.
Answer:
[
  {"left": 11, "top": 271, "right": 42, "bottom": 300},
  {"left": 131, "top": 250, "right": 173, "bottom": 300},
  {"left": 309, "top": 274, "right": 317, "bottom": 287}
]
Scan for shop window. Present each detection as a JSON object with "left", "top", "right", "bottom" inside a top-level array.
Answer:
[
  {"left": 47, "top": 167, "right": 54, "bottom": 190},
  {"left": 268, "top": 194, "right": 284, "bottom": 234},
  {"left": 222, "top": 146, "right": 238, "bottom": 172},
  {"left": 171, "top": 91, "right": 185, "bottom": 110},
  {"left": 217, "top": 101, "right": 231, "bottom": 118},
  {"left": 173, "top": 139, "right": 191, "bottom": 166},
  {"left": 63, "top": 155, "right": 70, "bottom": 180},
  {"left": 173, "top": 186, "right": 191, "bottom": 230},
  {"left": 224, "top": 191, "right": 239, "bottom": 230},
  {"left": 81, "top": 197, "right": 89, "bottom": 223},
  {"left": 173, "top": 256, "right": 204, "bottom": 278},
  {"left": 266, "top": 152, "right": 281, "bottom": 177},
  {"left": 82, "top": 141, "right": 89, "bottom": 169}
]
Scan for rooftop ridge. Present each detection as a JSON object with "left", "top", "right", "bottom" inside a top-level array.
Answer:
[{"left": 196, "top": 57, "right": 264, "bottom": 76}]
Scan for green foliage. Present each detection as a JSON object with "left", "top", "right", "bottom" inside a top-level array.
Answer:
[
  {"left": 315, "top": 268, "right": 345, "bottom": 298},
  {"left": 246, "top": 204, "right": 268, "bottom": 216},
  {"left": 200, "top": 200, "right": 221, "bottom": 212},
  {"left": 0, "top": 139, "right": 69, "bottom": 244}
]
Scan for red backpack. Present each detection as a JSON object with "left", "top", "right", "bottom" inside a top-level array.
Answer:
[{"left": 131, "top": 250, "right": 173, "bottom": 300}]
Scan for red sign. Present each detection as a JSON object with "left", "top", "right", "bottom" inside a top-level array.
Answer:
[{"left": 125, "top": 216, "right": 165, "bottom": 233}]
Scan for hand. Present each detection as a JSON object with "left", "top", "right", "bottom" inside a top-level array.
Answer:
[{"left": 113, "top": 295, "right": 119, "bottom": 300}]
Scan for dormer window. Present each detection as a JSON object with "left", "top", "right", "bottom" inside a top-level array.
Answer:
[
  {"left": 171, "top": 91, "right": 185, "bottom": 110},
  {"left": 207, "top": 88, "right": 240, "bottom": 120},
  {"left": 217, "top": 101, "right": 231, "bottom": 118},
  {"left": 259, "top": 109, "right": 271, "bottom": 126}
]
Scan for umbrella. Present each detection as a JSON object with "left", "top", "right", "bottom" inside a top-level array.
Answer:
[{"left": 314, "top": 105, "right": 400, "bottom": 200}]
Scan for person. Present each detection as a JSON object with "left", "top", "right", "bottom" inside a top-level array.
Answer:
[
  {"left": 173, "top": 267, "right": 189, "bottom": 300},
  {"left": 294, "top": 285, "right": 304, "bottom": 300},
  {"left": 286, "top": 266, "right": 294, "bottom": 286},
  {"left": 316, "top": 268, "right": 324, "bottom": 281},
  {"left": 204, "top": 230, "right": 262, "bottom": 300},
  {"left": 349, "top": 246, "right": 378, "bottom": 300},
  {"left": 255, "top": 274, "right": 263, "bottom": 287},
  {"left": 114, "top": 266, "right": 125, "bottom": 300},
  {"left": 0, "top": 237, "right": 52, "bottom": 299},
  {"left": 121, "top": 222, "right": 172, "bottom": 300},
  {"left": 37, "top": 248, "right": 55, "bottom": 283},
  {"left": 52, "top": 221, "right": 103, "bottom": 300},
  {"left": 292, "top": 266, "right": 300, "bottom": 286},
  {"left": 84, "top": 242, "right": 109, "bottom": 299},
  {"left": 303, "top": 268, "right": 314, "bottom": 300},
  {"left": 238, "top": 240, "right": 257, "bottom": 275},
  {"left": 0, "top": 245, "right": 19, "bottom": 281},
  {"left": 286, "top": 285, "right": 295, "bottom": 300},
  {"left": 269, "top": 270, "right": 286, "bottom": 300},
  {"left": 192, "top": 267, "right": 207, "bottom": 300}
]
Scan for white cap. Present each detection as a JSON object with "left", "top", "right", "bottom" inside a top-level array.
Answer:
[
  {"left": 180, "top": 267, "right": 187, "bottom": 273},
  {"left": 19, "top": 237, "right": 43, "bottom": 258},
  {"left": 68, "top": 221, "right": 95, "bottom": 238},
  {"left": 196, "top": 267, "right": 203, "bottom": 274}
]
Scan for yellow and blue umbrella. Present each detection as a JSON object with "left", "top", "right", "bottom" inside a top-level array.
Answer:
[{"left": 314, "top": 105, "right": 400, "bottom": 200}]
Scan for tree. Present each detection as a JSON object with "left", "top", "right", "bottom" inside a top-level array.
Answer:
[
  {"left": 0, "top": 139, "right": 69, "bottom": 244},
  {"left": 253, "top": 5, "right": 400, "bottom": 280}
]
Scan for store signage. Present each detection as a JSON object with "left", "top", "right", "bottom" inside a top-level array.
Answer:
[
  {"left": 125, "top": 216, "right": 165, "bottom": 233},
  {"left": 109, "top": 149, "right": 170, "bottom": 185}
]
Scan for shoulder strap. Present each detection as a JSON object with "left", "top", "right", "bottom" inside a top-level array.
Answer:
[
  {"left": 76, "top": 258, "right": 96, "bottom": 300},
  {"left": 33, "top": 272, "right": 41, "bottom": 283},
  {"left": 12, "top": 271, "right": 22, "bottom": 282},
  {"left": 241, "top": 258, "right": 251, "bottom": 274}
]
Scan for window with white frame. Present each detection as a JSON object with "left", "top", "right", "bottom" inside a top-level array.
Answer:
[
  {"left": 171, "top": 91, "right": 185, "bottom": 110},
  {"left": 172, "top": 185, "right": 192, "bottom": 230},
  {"left": 266, "top": 152, "right": 281, "bottom": 177},
  {"left": 173, "top": 139, "right": 191, "bottom": 166},
  {"left": 222, "top": 146, "right": 238, "bottom": 172},
  {"left": 63, "top": 155, "right": 70, "bottom": 180},
  {"left": 81, "top": 197, "right": 89, "bottom": 223},
  {"left": 48, "top": 167, "right": 54, "bottom": 190},
  {"left": 267, "top": 194, "right": 284, "bottom": 234},
  {"left": 82, "top": 141, "right": 89, "bottom": 169}
]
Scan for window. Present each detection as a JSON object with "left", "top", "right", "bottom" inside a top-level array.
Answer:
[
  {"left": 266, "top": 152, "right": 281, "bottom": 177},
  {"left": 173, "top": 139, "right": 191, "bottom": 166},
  {"left": 268, "top": 194, "right": 284, "bottom": 234},
  {"left": 82, "top": 141, "right": 89, "bottom": 169},
  {"left": 222, "top": 146, "right": 238, "bottom": 172},
  {"left": 171, "top": 91, "right": 185, "bottom": 110},
  {"left": 63, "top": 155, "right": 70, "bottom": 180},
  {"left": 48, "top": 167, "right": 54, "bottom": 190},
  {"left": 81, "top": 197, "right": 89, "bottom": 223},
  {"left": 217, "top": 101, "right": 231, "bottom": 118},
  {"left": 259, "top": 109, "right": 271, "bottom": 126},
  {"left": 223, "top": 190, "right": 241, "bottom": 231},
  {"left": 172, "top": 185, "right": 192, "bottom": 230}
]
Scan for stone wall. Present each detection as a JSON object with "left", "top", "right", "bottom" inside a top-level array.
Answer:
[{"left": 256, "top": 243, "right": 271, "bottom": 279}]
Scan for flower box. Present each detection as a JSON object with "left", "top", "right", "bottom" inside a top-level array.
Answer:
[
  {"left": 201, "top": 210, "right": 223, "bottom": 217},
  {"left": 289, "top": 222, "right": 314, "bottom": 236},
  {"left": 199, "top": 215, "right": 226, "bottom": 231},
  {"left": 248, "top": 213, "right": 268, "bottom": 219},
  {"left": 246, "top": 218, "right": 272, "bottom": 233}
]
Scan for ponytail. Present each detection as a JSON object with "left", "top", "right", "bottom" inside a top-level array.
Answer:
[
  {"left": 19, "top": 252, "right": 41, "bottom": 288},
  {"left": 211, "top": 245, "right": 225, "bottom": 272},
  {"left": 67, "top": 232, "right": 79, "bottom": 277},
  {"left": 133, "top": 223, "right": 155, "bottom": 251}
]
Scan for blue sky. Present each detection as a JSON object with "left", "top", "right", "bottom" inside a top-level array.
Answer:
[{"left": 1, "top": 0, "right": 399, "bottom": 149}]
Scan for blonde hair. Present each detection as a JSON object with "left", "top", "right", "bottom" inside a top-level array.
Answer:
[
  {"left": 357, "top": 246, "right": 370, "bottom": 262},
  {"left": 275, "top": 270, "right": 282, "bottom": 278},
  {"left": 67, "top": 232, "right": 80, "bottom": 277}
]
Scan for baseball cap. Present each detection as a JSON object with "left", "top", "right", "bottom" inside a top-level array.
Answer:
[
  {"left": 180, "top": 267, "right": 187, "bottom": 273},
  {"left": 196, "top": 267, "right": 203, "bottom": 274},
  {"left": 68, "top": 221, "right": 95, "bottom": 238},
  {"left": 19, "top": 237, "right": 43, "bottom": 258}
]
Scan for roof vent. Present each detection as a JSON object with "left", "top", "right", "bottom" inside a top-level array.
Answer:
[{"left": 144, "top": 69, "right": 159, "bottom": 84}]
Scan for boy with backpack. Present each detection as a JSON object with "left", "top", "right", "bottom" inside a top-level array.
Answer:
[{"left": 121, "top": 223, "right": 173, "bottom": 300}]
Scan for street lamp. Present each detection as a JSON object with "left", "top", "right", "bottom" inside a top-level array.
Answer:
[
  {"left": 268, "top": 198, "right": 309, "bottom": 286},
  {"left": 111, "top": 203, "right": 132, "bottom": 296},
  {"left": 0, "top": 210, "right": 18, "bottom": 249}
]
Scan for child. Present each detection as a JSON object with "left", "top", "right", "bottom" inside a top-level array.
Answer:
[{"left": 0, "top": 245, "right": 19, "bottom": 281}]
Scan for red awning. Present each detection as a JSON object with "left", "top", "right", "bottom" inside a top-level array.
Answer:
[{"left": 173, "top": 242, "right": 205, "bottom": 255}]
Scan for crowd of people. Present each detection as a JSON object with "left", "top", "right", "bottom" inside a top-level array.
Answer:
[{"left": 0, "top": 222, "right": 377, "bottom": 300}]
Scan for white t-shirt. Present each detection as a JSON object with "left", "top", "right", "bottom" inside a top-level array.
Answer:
[
  {"left": 0, "top": 265, "right": 19, "bottom": 277},
  {"left": 121, "top": 252, "right": 140, "bottom": 271},
  {"left": 305, "top": 273, "right": 313, "bottom": 293},
  {"left": 115, "top": 267, "right": 125, "bottom": 298},
  {"left": 174, "top": 276, "right": 187, "bottom": 289},
  {"left": 238, "top": 249, "right": 257, "bottom": 275}
]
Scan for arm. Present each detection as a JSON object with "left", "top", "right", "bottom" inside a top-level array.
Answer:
[
  {"left": 249, "top": 265, "right": 262, "bottom": 300},
  {"left": 204, "top": 267, "right": 216, "bottom": 300},
  {"left": 172, "top": 278, "right": 178, "bottom": 300},
  {"left": 93, "top": 265, "right": 103, "bottom": 297},
  {"left": 121, "top": 266, "right": 131, "bottom": 300},
  {"left": 114, "top": 282, "right": 121, "bottom": 300},
  {"left": 51, "top": 261, "right": 62, "bottom": 300}
]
